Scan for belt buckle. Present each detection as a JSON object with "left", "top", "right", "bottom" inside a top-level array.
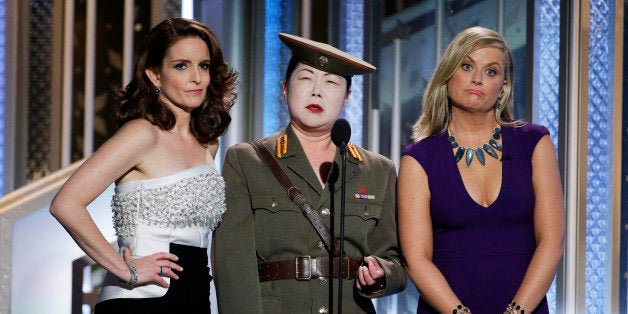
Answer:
[
  {"left": 343, "top": 257, "right": 352, "bottom": 279},
  {"left": 295, "top": 256, "right": 312, "bottom": 280}
]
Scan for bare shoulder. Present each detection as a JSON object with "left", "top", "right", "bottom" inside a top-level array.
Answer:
[
  {"left": 58, "top": 119, "right": 162, "bottom": 196},
  {"left": 116, "top": 119, "right": 159, "bottom": 138},
  {"left": 532, "top": 135, "right": 557, "bottom": 160},
  {"left": 112, "top": 119, "right": 160, "bottom": 149},
  {"left": 93, "top": 119, "right": 162, "bottom": 169}
]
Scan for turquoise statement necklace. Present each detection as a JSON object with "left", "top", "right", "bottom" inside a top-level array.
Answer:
[{"left": 448, "top": 126, "right": 502, "bottom": 166}]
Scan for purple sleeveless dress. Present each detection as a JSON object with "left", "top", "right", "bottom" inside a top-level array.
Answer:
[{"left": 402, "top": 123, "right": 550, "bottom": 314}]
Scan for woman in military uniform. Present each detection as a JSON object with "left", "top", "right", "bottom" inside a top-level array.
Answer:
[{"left": 214, "top": 33, "right": 406, "bottom": 313}]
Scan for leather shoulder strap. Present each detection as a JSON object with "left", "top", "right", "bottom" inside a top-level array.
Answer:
[{"left": 249, "top": 140, "right": 334, "bottom": 252}]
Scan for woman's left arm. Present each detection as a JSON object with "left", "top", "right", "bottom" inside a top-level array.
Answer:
[
  {"left": 356, "top": 160, "right": 407, "bottom": 297},
  {"left": 510, "top": 135, "right": 565, "bottom": 312}
]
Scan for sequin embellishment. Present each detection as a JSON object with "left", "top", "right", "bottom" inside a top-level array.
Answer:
[{"left": 111, "top": 170, "right": 226, "bottom": 237}]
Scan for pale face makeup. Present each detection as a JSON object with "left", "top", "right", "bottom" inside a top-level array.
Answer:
[{"left": 283, "top": 62, "right": 351, "bottom": 134}]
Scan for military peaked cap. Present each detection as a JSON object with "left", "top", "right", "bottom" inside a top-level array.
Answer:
[{"left": 279, "top": 33, "right": 376, "bottom": 77}]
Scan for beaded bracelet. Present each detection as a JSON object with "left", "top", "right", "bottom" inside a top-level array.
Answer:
[
  {"left": 126, "top": 261, "right": 138, "bottom": 287},
  {"left": 452, "top": 304, "right": 471, "bottom": 313},
  {"left": 503, "top": 301, "right": 525, "bottom": 314}
]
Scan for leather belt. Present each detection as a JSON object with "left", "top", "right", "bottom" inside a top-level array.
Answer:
[{"left": 258, "top": 256, "right": 361, "bottom": 282}]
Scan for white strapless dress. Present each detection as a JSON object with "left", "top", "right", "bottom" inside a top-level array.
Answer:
[{"left": 98, "top": 164, "right": 226, "bottom": 302}]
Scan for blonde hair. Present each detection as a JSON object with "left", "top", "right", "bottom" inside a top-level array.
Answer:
[{"left": 412, "top": 26, "right": 517, "bottom": 141}]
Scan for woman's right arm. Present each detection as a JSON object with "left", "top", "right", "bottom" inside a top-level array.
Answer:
[
  {"left": 398, "top": 155, "right": 465, "bottom": 313},
  {"left": 214, "top": 145, "right": 263, "bottom": 313},
  {"left": 49, "top": 120, "right": 180, "bottom": 287}
]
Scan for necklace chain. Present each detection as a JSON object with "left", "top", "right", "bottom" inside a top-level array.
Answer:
[{"left": 448, "top": 126, "right": 503, "bottom": 166}]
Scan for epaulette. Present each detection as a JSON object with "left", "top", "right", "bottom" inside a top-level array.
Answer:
[
  {"left": 276, "top": 134, "right": 288, "bottom": 158},
  {"left": 347, "top": 142, "right": 363, "bottom": 162}
]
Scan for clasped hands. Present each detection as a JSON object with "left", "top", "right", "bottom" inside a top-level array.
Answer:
[{"left": 355, "top": 256, "right": 386, "bottom": 294}]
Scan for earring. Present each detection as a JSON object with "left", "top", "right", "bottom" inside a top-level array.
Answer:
[
  {"left": 496, "top": 103, "right": 502, "bottom": 110},
  {"left": 154, "top": 87, "right": 161, "bottom": 95}
]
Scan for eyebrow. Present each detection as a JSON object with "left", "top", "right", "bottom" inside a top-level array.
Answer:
[
  {"left": 465, "top": 56, "right": 502, "bottom": 68},
  {"left": 168, "top": 58, "right": 211, "bottom": 63},
  {"left": 296, "top": 68, "right": 341, "bottom": 78}
]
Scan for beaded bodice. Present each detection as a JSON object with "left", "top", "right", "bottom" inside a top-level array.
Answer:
[{"left": 111, "top": 164, "right": 225, "bottom": 238}]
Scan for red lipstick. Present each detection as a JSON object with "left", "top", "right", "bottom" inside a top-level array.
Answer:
[{"left": 306, "top": 104, "right": 323, "bottom": 112}]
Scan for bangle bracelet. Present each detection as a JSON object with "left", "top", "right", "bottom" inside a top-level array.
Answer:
[
  {"left": 126, "top": 261, "right": 138, "bottom": 287},
  {"left": 503, "top": 301, "right": 525, "bottom": 314},
  {"left": 453, "top": 304, "right": 470, "bottom": 313}
]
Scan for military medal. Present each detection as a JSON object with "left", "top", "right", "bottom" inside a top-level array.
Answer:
[{"left": 353, "top": 186, "right": 375, "bottom": 200}]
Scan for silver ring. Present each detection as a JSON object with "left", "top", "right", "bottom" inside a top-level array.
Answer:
[{"left": 160, "top": 266, "right": 164, "bottom": 276}]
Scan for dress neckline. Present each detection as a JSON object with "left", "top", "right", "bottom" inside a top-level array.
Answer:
[
  {"left": 116, "top": 163, "right": 215, "bottom": 191},
  {"left": 445, "top": 128, "right": 505, "bottom": 209}
]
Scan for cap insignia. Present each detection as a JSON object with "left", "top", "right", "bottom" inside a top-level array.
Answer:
[{"left": 318, "top": 55, "right": 328, "bottom": 68}]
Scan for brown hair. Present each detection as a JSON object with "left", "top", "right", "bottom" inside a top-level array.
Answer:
[{"left": 115, "top": 17, "right": 238, "bottom": 144}]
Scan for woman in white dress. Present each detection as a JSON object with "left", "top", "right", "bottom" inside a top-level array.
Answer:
[{"left": 50, "top": 17, "right": 237, "bottom": 313}]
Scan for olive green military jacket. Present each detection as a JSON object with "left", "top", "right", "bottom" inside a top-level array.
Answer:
[{"left": 214, "top": 126, "right": 406, "bottom": 314}]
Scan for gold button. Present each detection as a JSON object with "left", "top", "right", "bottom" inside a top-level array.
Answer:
[
  {"left": 271, "top": 201, "right": 278, "bottom": 208},
  {"left": 317, "top": 241, "right": 325, "bottom": 249},
  {"left": 319, "top": 306, "right": 328, "bottom": 313},
  {"left": 321, "top": 208, "right": 330, "bottom": 216},
  {"left": 318, "top": 277, "right": 327, "bottom": 283},
  {"left": 364, "top": 211, "right": 370, "bottom": 216}
]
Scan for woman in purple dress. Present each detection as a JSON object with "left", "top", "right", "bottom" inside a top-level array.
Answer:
[{"left": 398, "top": 26, "right": 565, "bottom": 314}]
